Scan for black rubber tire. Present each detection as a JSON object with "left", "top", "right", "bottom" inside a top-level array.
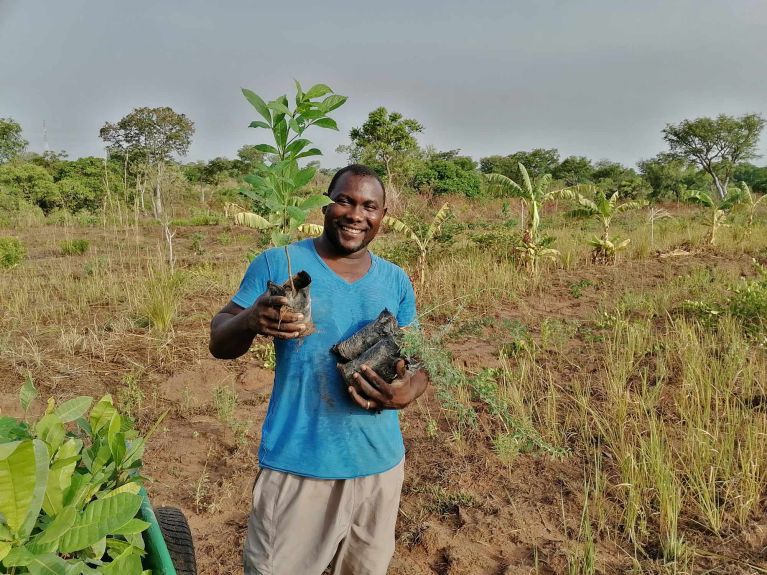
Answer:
[{"left": 155, "top": 506, "right": 198, "bottom": 575}]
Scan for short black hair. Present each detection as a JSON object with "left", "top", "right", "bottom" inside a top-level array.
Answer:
[{"left": 327, "top": 164, "right": 386, "bottom": 205}]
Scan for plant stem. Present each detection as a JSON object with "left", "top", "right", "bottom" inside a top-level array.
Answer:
[{"left": 284, "top": 245, "right": 295, "bottom": 293}]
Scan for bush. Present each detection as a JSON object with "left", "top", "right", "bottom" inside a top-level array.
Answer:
[
  {"left": 0, "top": 236, "right": 25, "bottom": 268},
  {"left": 729, "top": 263, "right": 767, "bottom": 336},
  {"left": 60, "top": 239, "right": 90, "bottom": 256}
]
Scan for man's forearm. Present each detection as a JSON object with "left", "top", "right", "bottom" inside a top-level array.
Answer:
[{"left": 209, "top": 312, "right": 258, "bottom": 359}]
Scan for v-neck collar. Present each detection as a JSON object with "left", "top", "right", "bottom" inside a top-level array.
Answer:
[{"left": 309, "top": 238, "right": 376, "bottom": 287}]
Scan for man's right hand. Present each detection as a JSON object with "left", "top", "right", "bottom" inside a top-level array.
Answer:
[{"left": 247, "top": 292, "right": 306, "bottom": 340}]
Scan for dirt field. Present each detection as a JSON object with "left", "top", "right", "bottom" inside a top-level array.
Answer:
[{"left": 2, "top": 204, "right": 767, "bottom": 574}]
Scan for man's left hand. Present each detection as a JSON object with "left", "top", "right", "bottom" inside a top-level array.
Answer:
[{"left": 347, "top": 360, "right": 429, "bottom": 411}]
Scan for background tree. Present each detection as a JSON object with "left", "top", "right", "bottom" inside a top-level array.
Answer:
[
  {"left": 637, "top": 153, "right": 708, "bottom": 202},
  {"left": 733, "top": 163, "right": 767, "bottom": 194},
  {"left": 0, "top": 163, "right": 60, "bottom": 212},
  {"left": 0, "top": 118, "right": 28, "bottom": 163},
  {"left": 480, "top": 148, "right": 560, "bottom": 183},
  {"left": 412, "top": 149, "right": 481, "bottom": 197},
  {"left": 662, "top": 113, "right": 765, "bottom": 200},
  {"left": 342, "top": 107, "right": 423, "bottom": 208},
  {"left": 100, "top": 107, "right": 195, "bottom": 217},
  {"left": 552, "top": 155, "right": 594, "bottom": 185}
]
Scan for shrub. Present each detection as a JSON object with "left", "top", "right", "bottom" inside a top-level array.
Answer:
[
  {"left": 0, "top": 236, "right": 25, "bottom": 268},
  {"left": 60, "top": 238, "right": 90, "bottom": 255},
  {"left": 0, "top": 388, "right": 152, "bottom": 573},
  {"left": 728, "top": 262, "right": 767, "bottom": 336}
]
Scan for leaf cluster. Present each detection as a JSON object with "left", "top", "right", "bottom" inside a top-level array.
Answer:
[
  {"left": 0, "top": 384, "right": 155, "bottom": 574},
  {"left": 237, "top": 82, "right": 347, "bottom": 246}
]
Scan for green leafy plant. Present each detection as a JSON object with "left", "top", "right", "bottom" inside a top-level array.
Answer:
[
  {"left": 0, "top": 237, "right": 25, "bottom": 269},
  {"left": 684, "top": 186, "right": 745, "bottom": 244},
  {"left": 568, "top": 187, "right": 647, "bottom": 264},
  {"left": 484, "top": 162, "right": 574, "bottom": 273},
  {"left": 383, "top": 203, "right": 450, "bottom": 286},
  {"left": 60, "top": 239, "right": 90, "bottom": 256},
  {"left": 232, "top": 82, "right": 346, "bottom": 290},
  {"left": 735, "top": 181, "right": 767, "bottom": 233},
  {"left": 0, "top": 385, "right": 161, "bottom": 574}
]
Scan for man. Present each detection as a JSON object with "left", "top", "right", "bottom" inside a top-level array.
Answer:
[{"left": 209, "top": 164, "right": 429, "bottom": 575}]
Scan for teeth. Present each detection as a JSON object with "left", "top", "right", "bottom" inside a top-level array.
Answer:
[{"left": 340, "top": 226, "right": 363, "bottom": 234}]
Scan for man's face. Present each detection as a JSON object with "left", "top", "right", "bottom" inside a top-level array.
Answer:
[{"left": 322, "top": 174, "right": 387, "bottom": 256}]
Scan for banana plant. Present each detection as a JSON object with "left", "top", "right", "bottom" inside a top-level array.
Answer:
[
  {"left": 685, "top": 187, "right": 746, "bottom": 245},
  {"left": 234, "top": 81, "right": 346, "bottom": 288},
  {"left": 383, "top": 203, "right": 450, "bottom": 286},
  {"left": 648, "top": 206, "right": 674, "bottom": 250},
  {"left": 568, "top": 186, "right": 647, "bottom": 264},
  {"left": 484, "top": 163, "right": 575, "bottom": 244},
  {"left": 735, "top": 181, "right": 767, "bottom": 233},
  {"left": 485, "top": 163, "right": 575, "bottom": 273}
]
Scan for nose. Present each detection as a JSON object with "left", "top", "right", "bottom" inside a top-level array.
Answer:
[{"left": 346, "top": 204, "right": 365, "bottom": 222}]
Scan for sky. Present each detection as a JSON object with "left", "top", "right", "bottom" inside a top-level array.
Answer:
[{"left": 1, "top": 0, "right": 766, "bottom": 170}]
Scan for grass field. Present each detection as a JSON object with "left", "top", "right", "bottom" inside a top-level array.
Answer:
[{"left": 1, "top": 195, "right": 766, "bottom": 574}]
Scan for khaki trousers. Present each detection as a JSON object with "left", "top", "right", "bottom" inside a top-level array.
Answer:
[{"left": 243, "top": 459, "right": 405, "bottom": 575}]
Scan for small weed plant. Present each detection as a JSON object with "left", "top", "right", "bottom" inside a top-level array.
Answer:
[
  {"left": 0, "top": 237, "right": 25, "bottom": 269},
  {"left": 60, "top": 239, "right": 90, "bottom": 256}
]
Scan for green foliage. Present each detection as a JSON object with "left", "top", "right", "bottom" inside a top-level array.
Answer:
[
  {"left": 411, "top": 149, "right": 481, "bottom": 197},
  {"left": 663, "top": 113, "right": 765, "bottom": 200},
  {"left": 384, "top": 203, "right": 450, "bottom": 285},
  {"left": 0, "top": 117, "right": 28, "bottom": 163},
  {"left": 684, "top": 186, "right": 746, "bottom": 244},
  {"left": 728, "top": 260, "right": 767, "bottom": 338},
  {"left": 170, "top": 210, "right": 223, "bottom": 226},
  {"left": 0, "top": 391, "right": 152, "bottom": 573},
  {"left": 342, "top": 106, "right": 423, "bottom": 193},
  {"left": 0, "top": 163, "right": 61, "bottom": 213},
  {"left": 234, "top": 82, "right": 346, "bottom": 247},
  {"left": 637, "top": 152, "right": 707, "bottom": 201},
  {"left": 60, "top": 239, "right": 90, "bottom": 256},
  {"left": 480, "top": 148, "right": 560, "bottom": 182},
  {"left": 552, "top": 155, "right": 594, "bottom": 185},
  {"left": 0, "top": 237, "right": 25, "bottom": 269},
  {"left": 734, "top": 162, "right": 767, "bottom": 194}
]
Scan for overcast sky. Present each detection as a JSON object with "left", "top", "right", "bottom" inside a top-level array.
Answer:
[{"left": 1, "top": 0, "right": 765, "bottom": 169}]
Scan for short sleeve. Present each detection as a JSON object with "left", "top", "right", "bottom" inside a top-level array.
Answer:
[
  {"left": 396, "top": 269, "right": 417, "bottom": 328},
  {"left": 231, "top": 251, "right": 272, "bottom": 308}
]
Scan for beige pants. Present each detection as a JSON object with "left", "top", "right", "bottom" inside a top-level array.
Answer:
[{"left": 243, "top": 459, "right": 405, "bottom": 575}]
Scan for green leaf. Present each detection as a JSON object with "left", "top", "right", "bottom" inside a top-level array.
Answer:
[
  {"left": 286, "top": 206, "right": 307, "bottom": 225},
  {"left": 292, "top": 166, "right": 316, "bottom": 189},
  {"left": 289, "top": 118, "right": 301, "bottom": 134},
  {"left": 248, "top": 120, "right": 270, "bottom": 129},
  {"left": 89, "top": 395, "right": 117, "bottom": 434},
  {"left": 299, "top": 195, "right": 333, "bottom": 210},
  {"left": 252, "top": 144, "right": 279, "bottom": 155},
  {"left": 295, "top": 148, "right": 322, "bottom": 160},
  {"left": 59, "top": 492, "right": 143, "bottom": 553},
  {"left": 270, "top": 231, "right": 291, "bottom": 247},
  {"left": 0, "top": 416, "right": 30, "bottom": 442},
  {"left": 294, "top": 79, "right": 303, "bottom": 104},
  {"left": 305, "top": 83, "right": 333, "bottom": 99},
  {"left": 320, "top": 94, "right": 347, "bottom": 113},
  {"left": 28, "top": 553, "right": 78, "bottom": 575},
  {"left": 112, "top": 518, "right": 150, "bottom": 535},
  {"left": 0, "top": 439, "right": 49, "bottom": 538},
  {"left": 20, "top": 375, "right": 37, "bottom": 413},
  {"left": 268, "top": 100, "right": 291, "bottom": 116},
  {"left": 274, "top": 119, "right": 288, "bottom": 150},
  {"left": 54, "top": 397, "right": 92, "bottom": 423},
  {"left": 37, "top": 505, "right": 77, "bottom": 544},
  {"left": 300, "top": 109, "right": 324, "bottom": 120},
  {"left": 0, "top": 541, "right": 9, "bottom": 562},
  {"left": 241, "top": 89, "right": 271, "bottom": 124},
  {"left": 313, "top": 117, "right": 338, "bottom": 130},
  {"left": 102, "top": 545, "right": 143, "bottom": 575},
  {"left": 284, "top": 138, "right": 311, "bottom": 157},
  {"left": 35, "top": 414, "right": 65, "bottom": 456}
]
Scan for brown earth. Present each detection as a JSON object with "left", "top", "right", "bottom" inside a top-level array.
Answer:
[{"left": 2, "top": 221, "right": 766, "bottom": 575}]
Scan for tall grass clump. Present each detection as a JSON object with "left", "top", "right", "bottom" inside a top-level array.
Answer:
[
  {"left": 0, "top": 236, "right": 25, "bottom": 268},
  {"left": 60, "top": 238, "right": 90, "bottom": 255},
  {"left": 134, "top": 270, "right": 186, "bottom": 333}
]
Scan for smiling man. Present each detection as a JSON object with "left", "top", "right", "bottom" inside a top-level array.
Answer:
[{"left": 209, "top": 164, "right": 429, "bottom": 575}]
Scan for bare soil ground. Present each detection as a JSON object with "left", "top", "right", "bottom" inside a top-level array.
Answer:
[{"left": 2, "top": 219, "right": 766, "bottom": 574}]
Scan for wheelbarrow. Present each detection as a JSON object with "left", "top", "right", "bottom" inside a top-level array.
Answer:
[{"left": 139, "top": 488, "right": 198, "bottom": 574}]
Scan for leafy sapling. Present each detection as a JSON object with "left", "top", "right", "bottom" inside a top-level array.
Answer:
[{"left": 234, "top": 82, "right": 347, "bottom": 335}]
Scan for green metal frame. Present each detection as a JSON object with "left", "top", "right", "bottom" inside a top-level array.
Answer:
[{"left": 139, "top": 488, "right": 178, "bottom": 575}]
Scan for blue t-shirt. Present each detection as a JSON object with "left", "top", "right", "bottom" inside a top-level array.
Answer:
[{"left": 232, "top": 238, "right": 417, "bottom": 479}]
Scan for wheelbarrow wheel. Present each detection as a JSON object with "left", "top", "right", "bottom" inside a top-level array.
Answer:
[{"left": 155, "top": 506, "right": 197, "bottom": 574}]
